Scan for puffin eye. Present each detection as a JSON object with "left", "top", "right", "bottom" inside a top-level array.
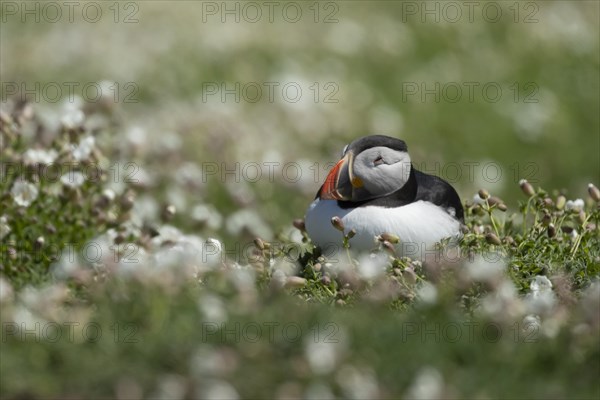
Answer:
[{"left": 373, "top": 156, "right": 384, "bottom": 166}]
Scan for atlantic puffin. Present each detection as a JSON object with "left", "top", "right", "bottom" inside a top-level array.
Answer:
[{"left": 304, "top": 135, "right": 464, "bottom": 257}]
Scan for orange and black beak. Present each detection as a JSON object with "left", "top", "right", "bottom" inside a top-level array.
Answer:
[{"left": 319, "top": 152, "right": 364, "bottom": 200}]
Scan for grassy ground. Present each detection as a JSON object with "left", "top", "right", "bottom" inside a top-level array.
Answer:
[{"left": 1, "top": 1, "right": 599, "bottom": 399}]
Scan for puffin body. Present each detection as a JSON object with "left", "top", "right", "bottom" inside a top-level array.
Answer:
[{"left": 304, "top": 135, "right": 463, "bottom": 257}]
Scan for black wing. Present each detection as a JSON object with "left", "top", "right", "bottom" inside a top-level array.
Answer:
[{"left": 413, "top": 169, "right": 464, "bottom": 222}]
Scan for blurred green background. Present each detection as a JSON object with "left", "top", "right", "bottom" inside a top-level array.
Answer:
[{"left": 2, "top": 0, "right": 599, "bottom": 237}]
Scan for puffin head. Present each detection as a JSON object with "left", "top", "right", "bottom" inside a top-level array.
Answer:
[{"left": 319, "top": 135, "right": 412, "bottom": 202}]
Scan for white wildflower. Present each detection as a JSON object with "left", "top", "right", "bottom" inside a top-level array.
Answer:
[
  {"left": 149, "top": 233, "right": 214, "bottom": 278},
  {"left": 270, "top": 269, "right": 287, "bottom": 289},
  {"left": 71, "top": 136, "right": 95, "bottom": 161},
  {"left": 151, "top": 244, "right": 186, "bottom": 270},
  {"left": 132, "top": 195, "right": 159, "bottom": 225},
  {"left": 481, "top": 280, "right": 521, "bottom": 317},
  {"left": 175, "top": 162, "right": 204, "bottom": 188},
  {"left": 305, "top": 328, "right": 346, "bottom": 375},
  {"left": 102, "top": 188, "right": 116, "bottom": 202},
  {"left": 337, "top": 365, "right": 379, "bottom": 400},
  {"left": 85, "top": 231, "right": 120, "bottom": 272},
  {"left": 191, "top": 204, "right": 223, "bottom": 230},
  {"left": 522, "top": 314, "right": 541, "bottom": 330},
  {"left": 157, "top": 132, "right": 182, "bottom": 153},
  {"left": 417, "top": 282, "right": 438, "bottom": 305},
  {"left": 272, "top": 258, "right": 299, "bottom": 277},
  {"left": 197, "top": 294, "right": 228, "bottom": 324},
  {"left": 60, "top": 171, "right": 86, "bottom": 188},
  {"left": 11, "top": 180, "right": 38, "bottom": 207},
  {"left": 203, "top": 238, "right": 223, "bottom": 267},
  {"left": 464, "top": 254, "right": 506, "bottom": 284},
  {"left": 22, "top": 148, "right": 58, "bottom": 166},
  {"left": 166, "top": 185, "right": 187, "bottom": 211},
  {"left": 61, "top": 108, "right": 85, "bottom": 129},
  {"left": 132, "top": 166, "right": 154, "bottom": 188},
  {"left": 357, "top": 252, "right": 387, "bottom": 280},
  {"left": 11, "top": 305, "right": 46, "bottom": 339},
  {"left": 98, "top": 80, "right": 117, "bottom": 104},
  {"left": 150, "top": 225, "right": 183, "bottom": 249},
  {"left": 200, "top": 380, "right": 239, "bottom": 400},
  {"left": 541, "top": 315, "right": 561, "bottom": 339},
  {"left": 51, "top": 248, "right": 81, "bottom": 280},
  {"left": 229, "top": 268, "right": 256, "bottom": 293},
  {"left": 0, "top": 215, "right": 11, "bottom": 240},
  {"left": 405, "top": 367, "right": 444, "bottom": 400},
  {"left": 530, "top": 275, "right": 553, "bottom": 292},
  {"left": 0, "top": 276, "right": 14, "bottom": 303},
  {"left": 305, "top": 341, "right": 339, "bottom": 375},
  {"left": 226, "top": 209, "right": 272, "bottom": 239},
  {"left": 525, "top": 275, "right": 556, "bottom": 315},
  {"left": 115, "top": 245, "right": 148, "bottom": 276},
  {"left": 20, "top": 284, "right": 68, "bottom": 311},
  {"left": 565, "top": 198, "right": 585, "bottom": 212},
  {"left": 62, "top": 95, "right": 84, "bottom": 112},
  {"left": 126, "top": 126, "right": 147, "bottom": 153}
]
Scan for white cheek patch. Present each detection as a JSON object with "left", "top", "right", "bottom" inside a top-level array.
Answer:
[
  {"left": 353, "top": 147, "right": 412, "bottom": 196},
  {"left": 363, "top": 171, "right": 396, "bottom": 195}
]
